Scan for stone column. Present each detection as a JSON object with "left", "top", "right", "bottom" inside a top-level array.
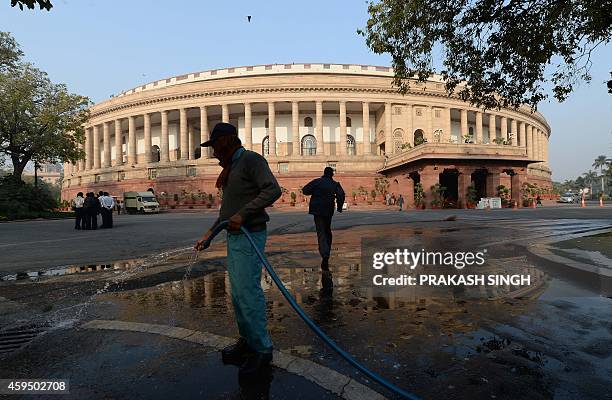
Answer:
[
  {"left": 486, "top": 168, "right": 501, "bottom": 197},
  {"left": 128, "top": 116, "right": 136, "bottom": 165},
  {"left": 426, "top": 106, "right": 433, "bottom": 144},
  {"left": 385, "top": 102, "right": 392, "bottom": 154},
  {"left": 179, "top": 108, "right": 188, "bottom": 160},
  {"left": 315, "top": 100, "right": 323, "bottom": 155},
  {"left": 291, "top": 101, "right": 299, "bottom": 156},
  {"left": 188, "top": 122, "right": 195, "bottom": 160},
  {"left": 419, "top": 166, "right": 439, "bottom": 208},
  {"left": 534, "top": 128, "right": 540, "bottom": 162},
  {"left": 93, "top": 125, "right": 101, "bottom": 169},
  {"left": 511, "top": 172, "right": 527, "bottom": 207},
  {"left": 443, "top": 107, "right": 451, "bottom": 143},
  {"left": 244, "top": 103, "right": 252, "bottom": 151},
  {"left": 489, "top": 114, "right": 496, "bottom": 143},
  {"left": 222, "top": 104, "right": 229, "bottom": 123},
  {"left": 544, "top": 132, "right": 549, "bottom": 167},
  {"left": 77, "top": 138, "right": 84, "bottom": 171},
  {"left": 475, "top": 111, "right": 483, "bottom": 144},
  {"left": 114, "top": 120, "right": 123, "bottom": 166},
  {"left": 501, "top": 116, "right": 508, "bottom": 143},
  {"left": 103, "top": 122, "right": 111, "bottom": 168},
  {"left": 161, "top": 111, "right": 170, "bottom": 162},
  {"left": 144, "top": 113, "right": 151, "bottom": 163},
  {"left": 267, "top": 101, "right": 276, "bottom": 156},
  {"left": 339, "top": 101, "right": 347, "bottom": 155},
  {"left": 511, "top": 119, "right": 518, "bottom": 146},
  {"left": 519, "top": 122, "right": 526, "bottom": 150},
  {"left": 199, "top": 106, "right": 209, "bottom": 159},
  {"left": 460, "top": 109, "right": 468, "bottom": 140},
  {"left": 362, "top": 102, "right": 370, "bottom": 155},
  {"left": 457, "top": 169, "right": 472, "bottom": 208},
  {"left": 85, "top": 127, "right": 93, "bottom": 170}
]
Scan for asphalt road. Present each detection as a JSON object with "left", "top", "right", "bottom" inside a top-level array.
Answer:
[{"left": 1, "top": 205, "right": 611, "bottom": 274}]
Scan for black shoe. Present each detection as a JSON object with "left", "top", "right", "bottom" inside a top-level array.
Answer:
[
  {"left": 239, "top": 352, "right": 273, "bottom": 381},
  {"left": 222, "top": 337, "right": 254, "bottom": 366},
  {"left": 321, "top": 257, "right": 329, "bottom": 271}
]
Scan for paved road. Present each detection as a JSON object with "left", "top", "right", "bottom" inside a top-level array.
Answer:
[{"left": 1, "top": 205, "right": 611, "bottom": 274}]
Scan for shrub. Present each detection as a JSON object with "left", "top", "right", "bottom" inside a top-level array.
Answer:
[{"left": 0, "top": 176, "right": 59, "bottom": 219}]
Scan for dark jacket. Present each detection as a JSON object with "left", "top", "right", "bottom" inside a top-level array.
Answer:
[
  {"left": 83, "top": 195, "right": 100, "bottom": 213},
  {"left": 213, "top": 149, "right": 281, "bottom": 231},
  {"left": 302, "top": 176, "right": 345, "bottom": 217}
]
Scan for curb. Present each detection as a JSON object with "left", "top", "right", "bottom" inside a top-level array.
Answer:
[{"left": 81, "top": 319, "right": 385, "bottom": 400}]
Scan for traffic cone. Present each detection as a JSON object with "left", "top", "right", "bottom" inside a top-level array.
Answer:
[{"left": 581, "top": 195, "right": 586, "bottom": 208}]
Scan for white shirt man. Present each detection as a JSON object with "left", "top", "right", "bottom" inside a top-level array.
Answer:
[{"left": 99, "top": 192, "right": 115, "bottom": 229}]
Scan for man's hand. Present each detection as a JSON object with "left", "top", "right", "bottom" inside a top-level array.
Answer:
[
  {"left": 228, "top": 213, "right": 243, "bottom": 231},
  {"left": 194, "top": 229, "right": 213, "bottom": 251}
]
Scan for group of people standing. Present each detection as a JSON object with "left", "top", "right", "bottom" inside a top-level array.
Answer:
[
  {"left": 72, "top": 191, "right": 115, "bottom": 230},
  {"left": 385, "top": 192, "right": 405, "bottom": 211}
]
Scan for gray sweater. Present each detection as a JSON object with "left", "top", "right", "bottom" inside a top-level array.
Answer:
[{"left": 213, "top": 149, "right": 281, "bottom": 232}]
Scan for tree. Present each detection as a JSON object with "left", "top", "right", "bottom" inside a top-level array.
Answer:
[
  {"left": 360, "top": 0, "right": 612, "bottom": 110},
  {"left": 10, "top": 0, "right": 52, "bottom": 11},
  {"left": 0, "top": 32, "right": 89, "bottom": 181},
  {"left": 0, "top": 32, "right": 23, "bottom": 70},
  {"left": 592, "top": 155, "right": 609, "bottom": 192},
  {"left": 582, "top": 170, "right": 598, "bottom": 198}
]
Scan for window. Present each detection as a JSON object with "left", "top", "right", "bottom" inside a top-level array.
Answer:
[
  {"left": 301, "top": 134, "right": 316, "bottom": 156},
  {"left": 148, "top": 168, "right": 157, "bottom": 179},
  {"left": 434, "top": 109, "right": 441, "bottom": 118},
  {"left": 393, "top": 107, "right": 402, "bottom": 115},
  {"left": 278, "top": 162, "right": 289, "bottom": 173},
  {"left": 415, "top": 108, "right": 423, "bottom": 116},
  {"left": 262, "top": 136, "right": 269, "bottom": 155},
  {"left": 117, "top": 171, "right": 125, "bottom": 182},
  {"left": 265, "top": 118, "right": 269, "bottom": 129},
  {"left": 151, "top": 145, "right": 160, "bottom": 162},
  {"left": 469, "top": 127, "right": 474, "bottom": 135},
  {"left": 347, "top": 135, "right": 356, "bottom": 155},
  {"left": 187, "top": 165, "right": 197, "bottom": 177},
  {"left": 327, "top": 162, "right": 337, "bottom": 172},
  {"left": 304, "top": 117, "right": 313, "bottom": 127},
  {"left": 346, "top": 117, "right": 352, "bottom": 127},
  {"left": 94, "top": 174, "right": 101, "bottom": 183}
]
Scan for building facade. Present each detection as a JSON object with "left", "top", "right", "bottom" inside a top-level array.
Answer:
[{"left": 61, "top": 63, "right": 552, "bottom": 208}]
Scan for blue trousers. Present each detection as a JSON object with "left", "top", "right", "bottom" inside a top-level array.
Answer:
[{"left": 226, "top": 229, "right": 273, "bottom": 354}]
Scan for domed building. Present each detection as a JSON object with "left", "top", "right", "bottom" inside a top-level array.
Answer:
[{"left": 61, "top": 63, "right": 552, "bottom": 208}]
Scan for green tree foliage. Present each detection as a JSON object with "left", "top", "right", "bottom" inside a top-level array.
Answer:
[
  {"left": 10, "top": 0, "right": 52, "bottom": 11},
  {"left": 0, "top": 175, "right": 58, "bottom": 219},
  {"left": 359, "top": 0, "right": 612, "bottom": 110},
  {"left": 0, "top": 32, "right": 90, "bottom": 181}
]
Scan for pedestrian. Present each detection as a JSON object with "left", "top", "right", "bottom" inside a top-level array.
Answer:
[
  {"left": 398, "top": 194, "right": 404, "bottom": 211},
  {"left": 194, "top": 122, "right": 281, "bottom": 379},
  {"left": 72, "top": 192, "right": 85, "bottom": 230},
  {"left": 116, "top": 200, "right": 121, "bottom": 215},
  {"left": 83, "top": 192, "right": 100, "bottom": 230},
  {"left": 100, "top": 192, "right": 115, "bottom": 228},
  {"left": 536, "top": 195, "right": 542, "bottom": 207},
  {"left": 391, "top": 193, "right": 396, "bottom": 205},
  {"left": 302, "top": 167, "right": 345, "bottom": 271},
  {"left": 385, "top": 192, "right": 391, "bottom": 206}
]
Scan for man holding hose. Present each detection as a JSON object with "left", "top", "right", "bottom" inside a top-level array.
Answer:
[{"left": 194, "top": 122, "right": 281, "bottom": 379}]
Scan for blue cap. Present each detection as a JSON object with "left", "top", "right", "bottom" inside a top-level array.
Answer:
[{"left": 200, "top": 122, "right": 237, "bottom": 147}]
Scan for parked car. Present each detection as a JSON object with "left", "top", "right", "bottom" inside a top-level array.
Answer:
[{"left": 558, "top": 192, "right": 579, "bottom": 203}]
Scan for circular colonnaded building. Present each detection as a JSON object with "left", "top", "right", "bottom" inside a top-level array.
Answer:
[{"left": 61, "top": 63, "right": 552, "bottom": 208}]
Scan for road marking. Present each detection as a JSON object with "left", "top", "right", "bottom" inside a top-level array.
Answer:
[{"left": 81, "top": 319, "right": 385, "bottom": 400}]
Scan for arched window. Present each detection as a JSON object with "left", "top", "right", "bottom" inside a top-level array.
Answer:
[
  {"left": 265, "top": 118, "right": 269, "bottom": 129},
  {"left": 346, "top": 117, "right": 352, "bottom": 127},
  {"left": 301, "top": 134, "right": 316, "bottom": 156},
  {"left": 304, "top": 117, "right": 313, "bottom": 127},
  {"left": 414, "top": 129, "right": 425, "bottom": 146},
  {"left": 262, "top": 135, "right": 269, "bottom": 155},
  {"left": 151, "top": 145, "right": 161, "bottom": 162},
  {"left": 347, "top": 134, "right": 356, "bottom": 155}
]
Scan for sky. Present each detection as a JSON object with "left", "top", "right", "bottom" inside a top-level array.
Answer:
[{"left": 1, "top": 0, "right": 610, "bottom": 181}]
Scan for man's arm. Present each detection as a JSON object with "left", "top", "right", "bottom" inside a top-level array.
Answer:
[
  {"left": 335, "top": 182, "right": 345, "bottom": 212},
  {"left": 237, "top": 154, "right": 282, "bottom": 219},
  {"left": 302, "top": 179, "right": 318, "bottom": 195}
]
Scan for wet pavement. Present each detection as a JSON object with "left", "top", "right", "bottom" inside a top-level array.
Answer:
[{"left": 1, "top": 210, "right": 611, "bottom": 399}]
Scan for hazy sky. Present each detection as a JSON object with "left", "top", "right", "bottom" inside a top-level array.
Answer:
[{"left": 1, "top": 0, "right": 610, "bottom": 180}]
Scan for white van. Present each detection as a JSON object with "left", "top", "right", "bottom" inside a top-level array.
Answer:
[{"left": 123, "top": 191, "right": 160, "bottom": 214}]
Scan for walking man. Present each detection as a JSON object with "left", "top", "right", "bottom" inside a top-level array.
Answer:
[
  {"left": 194, "top": 122, "right": 281, "bottom": 379},
  {"left": 398, "top": 194, "right": 405, "bottom": 211},
  {"left": 72, "top": 192, "right": 85, "bottom": 230},
  {"left": 302, "top": 167, "right": 345, "bottom": 271}
]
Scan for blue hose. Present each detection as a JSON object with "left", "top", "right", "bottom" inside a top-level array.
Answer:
[{"left": 200, "top": 220, "right": 421, "bottom": 400}]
